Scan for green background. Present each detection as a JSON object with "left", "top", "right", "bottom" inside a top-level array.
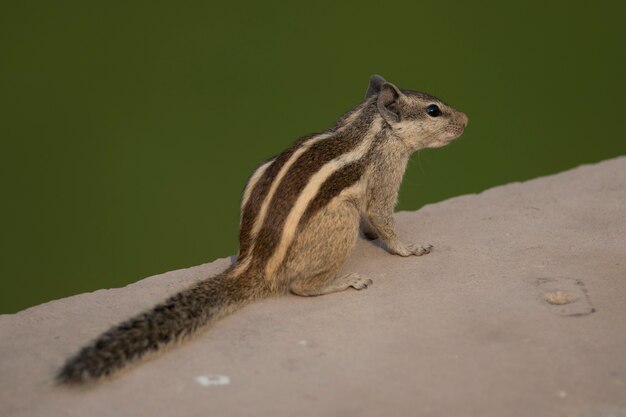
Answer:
[{"left": 1, "top": 2, "right": 624, "bottom": 313}]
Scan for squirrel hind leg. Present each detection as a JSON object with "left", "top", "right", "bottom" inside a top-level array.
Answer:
[{"left": 283, "top": 201, "right": 364, "bottom": 297}]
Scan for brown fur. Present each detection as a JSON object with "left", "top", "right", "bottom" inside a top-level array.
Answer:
[{"left": 57, "top": 75, "right": 468, "bottom": 384}]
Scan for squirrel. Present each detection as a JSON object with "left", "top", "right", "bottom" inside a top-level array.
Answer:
[{"left": 57, "top": 75, "right": 468, "bottom": 384}]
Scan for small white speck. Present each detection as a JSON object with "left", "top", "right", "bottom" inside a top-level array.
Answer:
[
  {"left": 195, "top": 375, "right": 230, "bottom": 386},
  {"left": 557, "top": 390, "right": 567, "bottom": 398},
  {"left": 297, "top": 340, "right": 308, "bottom": 346}
]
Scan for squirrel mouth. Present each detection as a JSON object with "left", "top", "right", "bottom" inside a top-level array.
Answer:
[{"left": 445, "top": 129, "right": 464, "bottom": 142}]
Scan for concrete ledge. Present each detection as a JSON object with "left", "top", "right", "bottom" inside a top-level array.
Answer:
[{"left": 1, "top": 157, "right": 625, "bottom": 417}]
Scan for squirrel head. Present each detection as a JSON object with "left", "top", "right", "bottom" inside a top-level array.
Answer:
[{"left": 366, "top": 75, "right": 468, "bottom": 151}]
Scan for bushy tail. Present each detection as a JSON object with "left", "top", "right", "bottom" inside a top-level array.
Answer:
[{"left": 57, "top": 266, "right": 267, "bottom": 384}]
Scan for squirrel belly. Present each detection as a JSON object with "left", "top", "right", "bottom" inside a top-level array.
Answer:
[{"left": 57, "top": 75, "right": 467, "bottom": 384}]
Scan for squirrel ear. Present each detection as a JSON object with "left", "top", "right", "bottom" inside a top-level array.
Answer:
[
  {"left": 377, "top": 82, "right": 403, "bottom": 123},
  {"left": 365, "top": 74, "right": 386, "bottom": 98}
]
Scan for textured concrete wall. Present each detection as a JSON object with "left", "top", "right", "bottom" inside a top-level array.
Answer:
[{"left": 1, "top": 157, "right": 625, "bottom": 417}]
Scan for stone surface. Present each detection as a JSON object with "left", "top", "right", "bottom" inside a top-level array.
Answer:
[{"left": 1, "top": 157, "right": 625, "bottom": 417}]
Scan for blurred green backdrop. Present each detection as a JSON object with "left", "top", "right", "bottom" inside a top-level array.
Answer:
[{"left": 1, "top": 1, "right": 624, "bottom": 313}]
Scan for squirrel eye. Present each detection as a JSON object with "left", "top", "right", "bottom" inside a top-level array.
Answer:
[{"left": 426, "top": 104, "right": 441, "bottom": 117}]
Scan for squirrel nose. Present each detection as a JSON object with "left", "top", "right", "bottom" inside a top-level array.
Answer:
[{"left": 459, "top": 112, "right": 469, "bottom": 128}]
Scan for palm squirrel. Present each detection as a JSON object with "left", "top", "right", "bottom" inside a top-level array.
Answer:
[{"left": 57, "top": 75, "right": 468, "bottom": 384}]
